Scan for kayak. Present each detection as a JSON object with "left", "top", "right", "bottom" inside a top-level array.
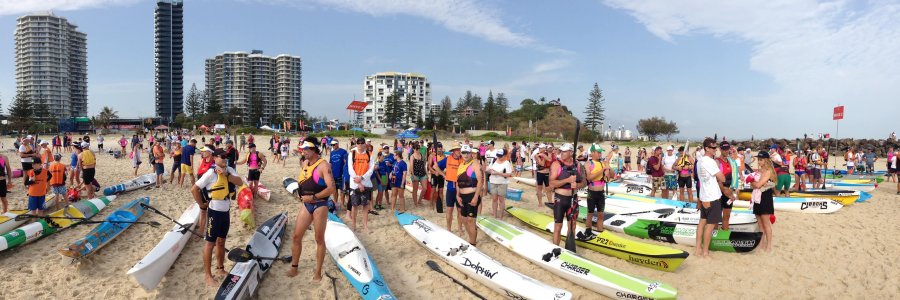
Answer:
[
  {"left": 326, "top": 213, "right": 395, "bottom": 300},
  {"left": 507, "top": 207, "right": 688, "bottom": 272},
  {"left": 576, "top": 199, "right": 759, "bottom": 232},
  {"left": 738, "top": 189, "right": 858, "bottom": 205},
  {"left": 59, "top": 197, "right": 149, "bottom": 258},
  {"left": 823, "top": 169, "right": 886, "bottom": 176},
  {"left": 127, "top": 203, "right": 201, "bottom": 291},
  {"left": 395, "top": 211, "right": 572, "bottom": 300},
  {"left": 599, "top": 212, "right": 762, "bottom": 252},
  {"left": 477, "top": 216, "right": 678, "bottom": 299},
  {"left": 824, "top": 173, "right": 884, "bottom": 183},
  {"left": 0, "top": 195, "right": 116, "bottom": 252},
  {"left": 103, "top": 173, "right": 157, "bottom": 196},
  {"left": 607, "top": 193, "right": 750, "bottom": 214},
  {"left": 827, "top": 181, "right": 876, "bottom": 193},
  {"left": 731, "top": 197, "right": 844, "bottom": 214},
  {"left": 0, "top": 198, "right": 58, "bottom": 235},
  {"left": 215, "top": 212, "right": 288, "bottom": 300}
]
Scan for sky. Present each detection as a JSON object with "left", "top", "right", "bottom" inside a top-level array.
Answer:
[{"left": 0, "top": 0, "right": 897, "bottom": 139}]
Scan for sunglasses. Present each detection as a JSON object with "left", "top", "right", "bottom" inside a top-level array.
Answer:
[{"left": 705, "top": 145, "right": 718, "bottom": 149}]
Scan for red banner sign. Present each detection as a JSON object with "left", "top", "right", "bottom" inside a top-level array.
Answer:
[
  {"left": 833, "top": 106, "right": 844, "bottom": 120},
  {"left": 346, "top": 101, "right": 368, "bottom": 112}
]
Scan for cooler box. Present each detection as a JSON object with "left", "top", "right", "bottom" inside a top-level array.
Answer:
[{"left": 506, "top": 188, "right": 523, "bottom": 201}]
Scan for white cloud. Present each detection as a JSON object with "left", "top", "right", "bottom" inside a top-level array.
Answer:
[
  {"left": 533, "top": 59, "right": 571, "bottom": 73},
  {"left": 0, "top": 0, "right": 141, "bottom": 16},
  {"left": 603, "top": 0, "right": 900, "bottom": 137},
  {"left": 258, "top": 0, "right": 567, "bottom": 53}
]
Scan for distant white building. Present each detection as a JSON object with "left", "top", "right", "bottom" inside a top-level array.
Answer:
[
  {"left": 205, "top": 50, "right": 302, "bottom": 121},
  {"left": 363, "top": 72, "right": 431, "bottom": 129}
]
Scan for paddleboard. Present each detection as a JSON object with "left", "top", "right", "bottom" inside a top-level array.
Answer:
[
  {"left": 103, "top": 173, "right": 157, "bottom": 196},
  {"left": 326, "top": 213, "right": 395, "bottom": 300},
  {"left": 0, "top": 196, "right": 115, "bottom": 252},
  {"left": 598, "top": 212, "right": 762, "bottom": 252},
  {"left": 0, "top": 198, "right": 59, "bottom": 235},
  {"left": 59, "top": 197, "right": 149, "bottom": 258},
  {"left": 507, "top": 207, "right": 688, "bottom": 272},
  {"left": 577, "top": 199, "right": 759, "bottom": 232},
  {"left": 395, "top": 211, "right": 572, "bottom": 300},
  {"left": 738, "top": 189, "right": 858, "bottom": 206},
  {"left": 477, "top": 216, "right": 677, "bottom": 299},
  {"left": 215, "top": 212, "right": 288, "bottom": 300},
  {"left": 127, "top": 203, "right": 200, "bottom": 291}
]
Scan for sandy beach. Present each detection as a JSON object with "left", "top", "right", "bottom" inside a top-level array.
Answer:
[{"left": 0, "top": 135, "right": 896, "bottom": 299}]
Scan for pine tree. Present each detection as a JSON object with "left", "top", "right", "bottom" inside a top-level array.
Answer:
[
  {"left": 185, "top": 83, "right": 203, "bottom": 118},
  {"left": 482, "top": 91, "right": 496, "bottom": 130},
  {"left": 8, "top": 92, "right": 33, "bottom": 132},
  {"left": 438, "top": 96, "right": 452, "bottom": 130},
  {"left": 383, "top": 90, "right": 401, "bottom": 128},
  {"left": 33, "top": 102, "right": 50, "bottom": 125},
  {"left": 248, "top": 93, "right": 264, "bottom": 127},
  {"left": 584, "top": 83, "right": 606, "bottom": 133},
  {"left": 404, "top": 92, "right": 416, "bottom": 126}
]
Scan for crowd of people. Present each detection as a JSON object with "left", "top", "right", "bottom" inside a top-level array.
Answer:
[{"left": 4, "top": 130, "right": 897, "bottom": 287}]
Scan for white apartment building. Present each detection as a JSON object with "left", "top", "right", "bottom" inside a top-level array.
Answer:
[
  {"left": 205, "top": 50, "right": 302, "bottom": 121},
  {"left": 15, "top": 12, "right": 88, "bottom": 119},
  {"left": 363, "top": 72, "right": 431, "bottom": 129}
]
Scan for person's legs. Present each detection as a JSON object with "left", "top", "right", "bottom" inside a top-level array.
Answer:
[
  {"left": 311, "top": 207, "right": 328, "bottom": 281},
  {"left": 411, "top": 178, "right": 419, "bottom": 207},
  {"left": 445, "top": 185, "right": 456, "bottom": 231},
  {"left": 286, "top": 207, "right": 314, "bottom": 277},
  {"left": 761, "top": 214, "right": 773, "bottom": 251}
]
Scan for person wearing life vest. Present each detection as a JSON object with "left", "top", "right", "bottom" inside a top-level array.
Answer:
[
  {"left": 39, "top": 140, "right": 53, "bottom": 170},
  {"left": 48, "top": 154, "right": 67, "bottom": 207},
  {"left": 0, "top": 153, "right": 12, "bottom": 214},
  {"left": 456, "top": 145, "right": 483, "bottom": 245},
  {"left": 584, "top": 144, "right": 611, "bottom": 237},
  {"left": 286, "top": 137, "right": 336, "bottom": 282},
  {"left": 548, "top": 143, "right": 586, "bottom": 246},
  {"left": 191, "top": 149, "right": 243, "bottom": 287},
  {"left": 77, "top": 142, "right": 97, "bottom": 199},
  {"left": 770, "top": 144, "right": 791, "bottom": 197},
  {"left": 235, "top": 143, "right": 267, "bottom": 198},
  {"left": 440, "top": 143, "right": 465, "bottom": 234},
  {"left": 674, "top": 146, "right": 695, "bottom": 202},
  {"left": 716, "top": 141, "right": 738, "bottom": 230},
  {"left": 535, "top": 144, "right": 553, "bottom": 207},
  {"left": 25, "top": 159, "right": 52, "bottom": 217},
  {"left": 428, "top": 142, "right": 446, "bottom": 212},
  {"left": 347, "top": 137, "right": 375, "bottom": 232},
  {"left": 196, "top": 146, "right": 216, "bottom": 180}
]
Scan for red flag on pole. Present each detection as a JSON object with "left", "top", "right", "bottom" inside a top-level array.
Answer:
[{"left": 833, "top": 106, "right": 844, "bottom": 120}]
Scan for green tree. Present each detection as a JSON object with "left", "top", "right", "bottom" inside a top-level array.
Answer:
[
  {"left": 496, "top": 92, "right": 509, "bottom": 117},
  {"left": 270, "top": 113, "right": 284, "bottom": 128},
  {"left": 227, "top": 106, "right": 243, "bottom": 126},
  {"left": 33, "top": 102, "right": 50, "bottom": 125},
  {"left": 174, "top": 113, "right": 189, "bottom": 129},
  {"left": 248, "top": 93, "right": 264, "bottom": 127},
  {"left": 584, "top": 83, "right": 605, "bottom": 133},
  {"left": 382, "top": 90, "right": 401, "bottom": 128},
  {"left": 204, "top": 93, "right": 223, "bottom": 124},
  {"left": 185, "top": 83, "right": 203, "bottom": 118},
  {"left": 403, "top": 92, "right": 416, "bottom": 126},
  {"left": 637, "top": 116, "right": 679, "bottom": 141},
  {"left": 438, "top": 96, "right": 452, "bottom": 130},
  {"left": 93, "top": 106, "right": 118, "bottom": 130},
  {"left": 8, "top": 92, "right": 33, "bottom": 132},
  {"left": 481, "top": 91, "right": 496, "bottom": 130}
]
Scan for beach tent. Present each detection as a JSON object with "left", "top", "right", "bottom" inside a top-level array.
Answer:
[
  {"left": 350, "top": 127, "right": 365, "bottom": 132},
  {"left": 154, "top": 125, "right": 169, "bottom": 130}
]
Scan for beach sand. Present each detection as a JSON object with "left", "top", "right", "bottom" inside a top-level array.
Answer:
[{"left": 0, "top": 136, "right": 896, "bottom": 299}]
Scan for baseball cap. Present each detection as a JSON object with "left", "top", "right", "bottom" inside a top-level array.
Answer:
[
  {"left": 559, "top": 143, "right": 574, "bottom": 152},
  {"left": 199, "top": 146, "right": 213, "bottom": 152},
  {"left": 590, "top": 143, "right": 605, "bottom": 153},
  {"left": 25, "top": 135, "right": 33, "bottom": 140},
  {"left": 382, "top": 145, "right": 390, "bottom": 149},
  {"left": 460, "top": 145, "right": 473, "bottom": 153},
  {"left": 756, "top": 151, "right": 770, "bottom": 159},
  {"left": 488, "top": 140, "right": 494, "bottom": 145},
  {"left": 40, "top": 140, "right": 49, "bottom": 145},
  {"left": 720, "top": 141, "right": 731, "bottom": 150},
  {"left": 496, "top": 149, "right": 505, "bottom": 156},
  {"left": 330, "top": 140, "right": 339, "bottom": 145},
  {"left": 538, "top": 144, "right": 548, "bottom": 149},
  {"left": 666, "top": 146, "right": 674, "bottom": 151},
  {"left": 770, "top": 144, "right": 778, "bottom": 150}
]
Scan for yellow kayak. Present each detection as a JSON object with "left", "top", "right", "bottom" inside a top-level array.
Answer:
[{"left": 507, "top": 206, "right": 688, "bottom": 272}]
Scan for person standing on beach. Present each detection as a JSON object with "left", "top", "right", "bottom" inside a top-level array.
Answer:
[
  {"left": 845, "top": 147, "right": 856, "bottom": 175},
  {"left": 770, "top": 145, "right": 791, "bottom": 197},
  {"left": 487, "top": 149, "right": 511, "bottom": 220},
  {"left": 624, "top": 147, "right": 632, "bottom": 171},
  {"left": 348, "top": 137, "right": 375, "bottom": 232},
  {"left": 716, "top": 141, "right": 738, "bottom": 230},
  {"left": 584, "top": 144, "right": 610, "bottom": 236},
  {"left": 39, "top": 141, "right": 52, "bottom": 170},
  {"left": 428, "top": 142, "right": 447, "bottom": 212},
  {"left": 675, "top": 146, "right": 695, "bottom": 202},
  {"left": 409, "top": 142, "right": 427, "bottom": 208},
  {"left": 455, "top": 145, "right": 483, "bottom": 245},
  {"left": 152, "top": 141, "right": 165, "bottom": 188},
  {"left": 239, "top": 133, "right": 246, "bottom": 152},
  {"left": 18, "top": 135, "right": 39, "bottom": 186},
  {"left": 328, "top": 140, "right": 348, "bottom": 211},
  {"left": 864, "top": 148, "right": 877, "bottom": 175},
  {"left": 442, "top": 144, "right": 464, "bottom": 234},
  {"left": 0, "top": 153, "right": 11, "bottom": 214},
  {"left": 548, "top": 143, "right": 584, "bottom": 245},
  {"left": 749, "top": 151, "right": 776, "bottom": 252},
  {"left": 78, "top": 142, "right": 97, "bottom": 199},
  {"left": 695, "top": 138, "right": 732, "bottom": 258},
  {"left": 286, "top": 138, "right": 335, "bottom": 282},
  {"left": 374, "top": 145, "right": 394, "bottom": 210},
  {"left": 169, "top": 143, "right": 182, "bottom": 186},
  {"left": 178, "top": 139, "right": 197, "bottom": 187},
  {"left": 25, "top": 160, "right": 51, "bottom": 217},
  {"left": 662, "top": 146, "right": 678, "bottom": 199},
  {"left": 648, "top": 146, "right": 665, "bottom": 198},
  {"left": 235, "top": 143, "right": 267, "bottom": 197},
  {"left": 792, "top": 150, "right": 808, "bottom": 191},
  {"left": 535, "top": 145, "right": 553, "bottom": 206},
  {"left": 192, "top": 150, "right": 243, "bottom": 287},
  {"left": 97, "top": 134, "right": 104, "bottom": 152},
  {"left": 48, "top": 154, "right": 66, "bottom": 207}
]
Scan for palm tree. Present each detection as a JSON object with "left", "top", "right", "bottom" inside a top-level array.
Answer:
[{"left": 94, "top": 106, "right": 119, "bottom": 129}]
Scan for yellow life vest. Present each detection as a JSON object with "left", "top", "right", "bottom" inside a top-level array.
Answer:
[
  {"left": 588, "top": 160, "right": 607, "bottom": 186},
  {"left": 298, "top": 158, "right": 325, "bottom": 182},
  {"left": 207, "top": 172, "right": 230, "bottom": 200},
  {"left": 82, "top": 150, "right": 96, "bottom": 166}
]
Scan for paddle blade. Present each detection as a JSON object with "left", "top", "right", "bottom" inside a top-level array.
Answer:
[
  {"left": 426, "top": 260, "right": 443, "bottom": 272},
  {"left": 565, "top": 227, "right": 577, "bottom": 252},
  {"left": 148, "top": 221, "right": 162, "bottom": 227},
  {"left": 227, "top": 248, "right": 254, "bottom": 263}
]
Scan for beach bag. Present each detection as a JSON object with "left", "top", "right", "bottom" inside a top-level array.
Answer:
[{"left": 236, "top": 185, "right": 255, "bottom": 228}]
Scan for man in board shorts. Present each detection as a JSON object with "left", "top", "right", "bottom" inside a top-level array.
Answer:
[{"left": 696, "top": 138, "right": 732, "bottom": 258}]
